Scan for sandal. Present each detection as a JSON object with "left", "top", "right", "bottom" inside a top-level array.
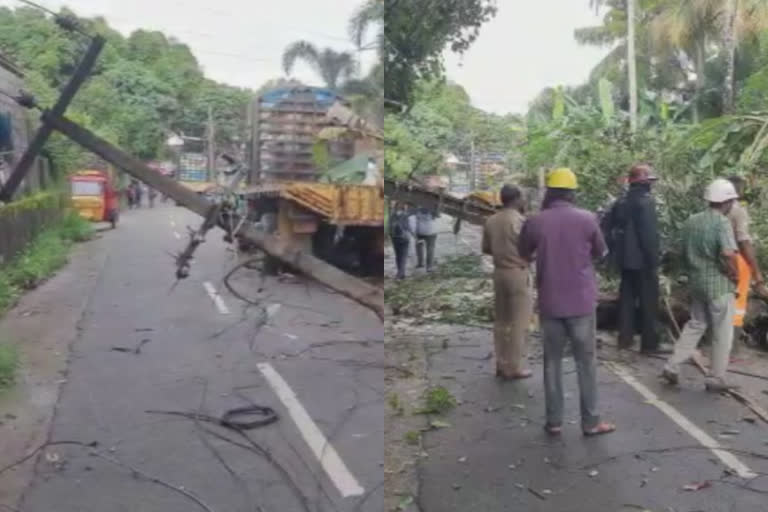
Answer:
[
  {"left": 583, "top": 422, "right": 616, "bottom": 437},
  {"left": 544, "top": 424, "right": 562, "bottom": 436},
  {"left": 498, "top": 369, "right": 533, "bottom": 380}
]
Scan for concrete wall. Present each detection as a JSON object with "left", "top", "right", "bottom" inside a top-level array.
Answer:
[{"left": 0, "top": 58, "right": 45, "bottom": 195}]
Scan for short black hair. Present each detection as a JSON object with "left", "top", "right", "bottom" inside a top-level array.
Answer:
[
  {"left": 542, "top": 188, "right": 575, "bottom": 208},
  {"left": 729, "top": 175, "right": 746, "bottom": 190},
  {"left": 500, "top": 184, "right": 522, "bottom": 207}
]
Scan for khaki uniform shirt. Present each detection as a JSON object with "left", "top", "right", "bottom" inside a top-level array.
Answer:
[
  {"left": 482, "top": 208, "right": 528, "bottom": 270},
  {"left": 727, "top": 201, "right": 752, "bottom": 243}
]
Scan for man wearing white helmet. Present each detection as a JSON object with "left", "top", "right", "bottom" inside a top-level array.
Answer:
[{"left": 663, "top": 178, "right": 740, "bottom": 391}]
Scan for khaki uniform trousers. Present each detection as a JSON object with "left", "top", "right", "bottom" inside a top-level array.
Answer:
[{"left": 493, "top": 267, "right": 533, "bottom": 375}]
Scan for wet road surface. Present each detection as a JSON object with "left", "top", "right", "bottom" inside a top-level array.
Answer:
[{"left": 18, "top": 205, "right": 384, "bottom": 512}]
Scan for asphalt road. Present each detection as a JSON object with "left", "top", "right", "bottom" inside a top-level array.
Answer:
[
  {"left": 18, "top": 205, "right": 384, "bottom": 512},
  {"left": 398, "top": 216, "right": 768, "bottom": 512}
]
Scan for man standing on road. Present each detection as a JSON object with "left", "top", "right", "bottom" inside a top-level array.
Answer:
[
  {"left": 412, "top": 206, "right": 438, "bottom": 272},
  {"left": 609, "top": 164, "right": 671, "bottom": 354},
  {"left": 519, "top": 168, "right": 616, "bottom": 437},
  {"left": 482, "top": 184, "right": 533, "bottom": 380},
  {"left": 663, "top": 179, "right": 740, "bottom": 392},
  {"left": 389, "top": 202, "right": 414, "bottom": 280},
  {"left": 727, "top": 176, "right": 768, "bottom": 349}
]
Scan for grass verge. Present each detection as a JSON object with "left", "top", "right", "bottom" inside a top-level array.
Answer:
[
  {"left": 0, "top": 343, "right": 19, "bottom": 390},
  {"left": 0, "top": 212, "right": 92, "bottom": 315}
]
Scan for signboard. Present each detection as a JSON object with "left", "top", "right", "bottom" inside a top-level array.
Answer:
[
  {"left": 179, "top": 152, "right": 208, "bottom": 182},
  {"left": 178, "top": 169, "right": 207, "bottom": 182}
]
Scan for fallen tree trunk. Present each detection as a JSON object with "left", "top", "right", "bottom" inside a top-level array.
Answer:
[
  {"left": 597, "top": 292, "right": 768, "bottom": 349},
  {"left": 47, "top": 114, "right": 384, "bottom": 320}
]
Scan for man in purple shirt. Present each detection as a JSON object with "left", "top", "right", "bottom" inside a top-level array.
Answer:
[{"left": 518, "top": 168, "right": 616, "bottom": 437}]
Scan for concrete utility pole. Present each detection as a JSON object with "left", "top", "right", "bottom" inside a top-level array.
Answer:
[
  {"left": 627, "top": 0, "right": 638, "bottom": 133},
  {"left": 469, "top": 136, "right": 476, "bottom": 192},
  {"left": 0, "top": 35, "right": 105, "bottom": 202},
  {"left": 206, "top": 105, "right": 215, "bottom": 182}
]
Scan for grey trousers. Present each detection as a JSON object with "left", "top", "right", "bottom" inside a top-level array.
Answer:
[
  {"left": 665, "top": 293, "right": 735, "bottom": 380},
  {"left": 541, "top": 314, "right": 600, "bottom": 430}
]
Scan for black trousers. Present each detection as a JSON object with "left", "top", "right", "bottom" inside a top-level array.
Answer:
[
  {"left": 618, "top": 268, "right": 659, "bottom": 351},
  {"left": 391, "top": 237, "right": 410, "bottom": 278},
  {"left": 416, "top": 234, "right": 437, "bottom": 269}
]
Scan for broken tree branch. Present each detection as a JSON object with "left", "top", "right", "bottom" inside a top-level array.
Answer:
[
  {"left": 0, "top": 441, "right": 216, "bottom": 512},
  {"left": 690, "top": 352, "right": 768, "bottom": 424}
]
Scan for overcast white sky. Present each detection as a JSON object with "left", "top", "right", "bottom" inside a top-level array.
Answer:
[
  {"left": 0, "top": 0, "right": 608, "bottom": 114},
  {"left": 0, "top": 0, "right": 376, "bottom": 90},
  {"left": 445, "top": 0, "right": 611, "bottom": 115}
]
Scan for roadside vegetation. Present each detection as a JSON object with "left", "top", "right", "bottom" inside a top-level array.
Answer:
[
  {"left": 0, "top": 212, "right": 91, "bottom": 315},
  {"left": 0, "top": 342, "right": 18, "bottom": 390},
  {"left": 385, "top": 254, "right": 493, "bottom": 325}
]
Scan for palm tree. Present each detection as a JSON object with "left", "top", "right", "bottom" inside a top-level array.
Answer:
[
  {"left": 575, "top": 1, "right": 666, "bottom": 122},
  {"left": 341, "top": 61, "right": 384, "bottom": 125},
  {"left": 282, "top": 41, "right": 357, "bottom": 91},
  {"left": 651, "top": 0, "right": 768, "bottom": 114},
  {"left": 348, "top": 0, "right": 383, "bottom": 53},
  {"left": 650, "top": 1, "right": 720, "bottom": 121}
]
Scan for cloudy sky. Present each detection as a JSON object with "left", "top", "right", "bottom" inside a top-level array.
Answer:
[
  {"left": 1, "top": 0, "right": 608, "bottom": 115},
  {"left": 445, "top": 0, "right": 611, "bottom": 115},
  {"left": 0, "top": 0, "right": 376, "bottom": 90}
]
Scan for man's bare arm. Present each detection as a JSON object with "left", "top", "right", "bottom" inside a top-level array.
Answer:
[
  {"left": 482, "top": 224, "right": 492, "bottom": 255},
  {"left": 723, "top": 250, "right": 739, "bottom": 284}
]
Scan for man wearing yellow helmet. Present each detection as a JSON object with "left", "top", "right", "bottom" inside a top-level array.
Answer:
[{"left": 519, "top": 168, "right": 616, "bottom": 437}]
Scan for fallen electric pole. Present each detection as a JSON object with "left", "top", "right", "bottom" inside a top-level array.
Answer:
[
  {"left": 44, "top": 114, "right": 384, "bottom": 320},
  {"left": 384, "top": 179, "right": 495, "bottom": 226}
]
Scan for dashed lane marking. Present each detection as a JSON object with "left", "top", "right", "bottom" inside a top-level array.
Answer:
[
  {"left": 606, "top": 361, "right": 756, "bottom": 479},
  {"left": 257, "top": 362, "right": 365, "bottom": 498},
  {"left": 173, "top": 231, "right": 182, "bottom": 240},
  {"left": 202, "top": 281, "right": 230, "bottom": 315}
]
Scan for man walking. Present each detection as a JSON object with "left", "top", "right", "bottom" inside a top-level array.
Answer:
[
  {"left": 663, "top": 179, "right": 740, "bottom": 392},
  {"left": 608, "top": 164, "right": 670, "bottom": 354},
  {"left": 482, "top": 185, "right": 532, "bottom": 380},
  {"left": 389, "top": 202, "right": 413, "bottom": 280},
  {"left": 413, "top": 206, "right": 438, "bottom": 272},
  {"left": 727, "top": 176, "right": 768, "bottom": 348},
  {"left": 519, "top": 168, "right": 615, "bottom": 437}
]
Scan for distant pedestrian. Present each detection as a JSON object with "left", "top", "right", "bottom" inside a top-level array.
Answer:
[
  {"left": 663, "top": 179, "right": 740, "bottom": 392},
  {"left": 726, "top": 176, "right": 768, "bottom": 350},
  {"left": 125, "top": 185, "right": 135, "bottom": 209},
  {"left": 148, "top": 187, "right": 157, "bottom": 208},
  {"left": 605, "top": 164, "right": 671, "bottom": 354},
  {"left": 482, "top": 184, "right": 532, "bottom": 380},
  {"left": 133, "top": 182, "right": 143, "bottom": 208},
  {"left": 519, "top": 168, "right": 615, "bottom": 437},
  {"left": 412, "top": 206, "right": 439, "bottom": 272},
  {"left": 389, "top": 202, "right": 414, "bottom": 280}
]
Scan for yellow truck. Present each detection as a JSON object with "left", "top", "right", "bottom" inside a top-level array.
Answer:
[{"left": 241, "top": 86, "right": 384, "bottom": 276}]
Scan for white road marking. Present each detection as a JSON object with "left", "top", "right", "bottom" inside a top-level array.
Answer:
[
  {"left": 170, "top": 219, "right": 177, "bottom": 228},
  {"left": 173, "top": 231, "right": 181, "bottom": 240},
  {"left": 257, "top": 362, "right": 365, "bottom": 497},
  {"left": 606, "top": 362, "right": 756, "bottom": 479},
  {"left": 282, "top": 333, "right": 298, "bottom": 340},
  {"left": 202, "top": 281, "right": 230, "bottom": 315}
]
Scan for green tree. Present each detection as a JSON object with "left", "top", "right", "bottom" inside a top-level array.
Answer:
[{"left": 383, "top": 0, "right": 498, "bottom": 110}]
